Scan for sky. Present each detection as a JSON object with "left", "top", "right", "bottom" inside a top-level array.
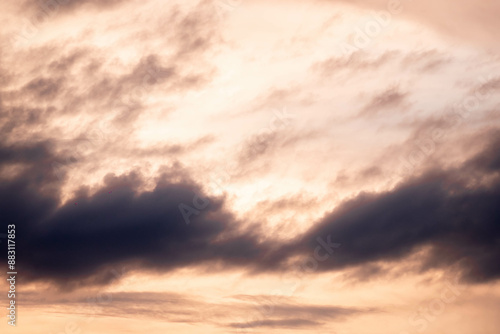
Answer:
[{"left": 0, "top": 0, "right": 500, "bottom": 333}]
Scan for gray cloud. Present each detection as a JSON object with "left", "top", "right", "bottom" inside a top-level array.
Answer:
[
  {"left": 2, "top": 125, "right": 500, "bottom": 289},
  {"left": 312, "top": 50, "right": 398, "bottom": 76},
  {"left": 2, "top": 128, "right": 500, "bottom": 288},
  {"left": 22, "top": 0, "right": 129, "bottom": 14},
  {"left": 228, "top": 303, "right": 377, "bottom": 329},
  {"left": 229, "top": 318, "right": 323, "bottom": 329},
  {"left": 294, "top": 132, "right": 500, "bottom": 283},
  {"left": 359, "top": 86, "right": 408, "bottom": 116}
]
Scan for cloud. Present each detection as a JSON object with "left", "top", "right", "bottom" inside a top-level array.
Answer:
[
  {"left": 466, "top": 130, "right": 500, "bottom": 173},
  {"left": 295, "top": 130, "right": 500, "bottom": 283},
  {"left": 2, "top": 128, "right": 500, "bottom": 287},
  {"left": 359, "top": 85, "right": 408, "bottom": 116},
  {"left": 0, "top": 140, "right": 273, "bottom": 288},
  {"left": 229, "top": 318, "right": 323, "bottom": 329},
  {"left": 312, "top": 50, "right": 398, "bottom": 76},
  {"left": 22, "top": 0, "right": 129, "bottom": 15},
  {"left": 22, "top": 76, "right": 64, "bottom": 99},
  {"left": 3, "top": 1, "right": 221, "bottom": 133},
  {"left": 253, "top": 193, "right": 320, "bottom": 216},
  {"left": 322, "top": 0, "right": 500, "bottom": 51},
  {"left": 401, "top": 50, "right": 452, "bottom": 72},
  {"left": 228, "top": 303, "right": 377, "bottom": 329},
  {"left": 20, "top": 288, "right": 377, "bottom": 330}
]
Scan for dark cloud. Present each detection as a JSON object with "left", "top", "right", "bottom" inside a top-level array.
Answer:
[
  {"left": 0, "top": 141, "right": 272, "bottom": 289},
  {"left": 294, "top": 133, "right": 500, "bottom": 283},
  {"left": 0, "top": 1, "right": 225, "bottom": 286},
  {"left": 11, "top": 178, "right": 270, "bottom": 288},
  {"left": 466, "top": 130, "right": 500, "bottom": 173},
  {"left": 2, "top": 128, "right": 500, "bottom": 288},
  {"left": 0, "top": 140, "right": 55, "bottom": 164}
]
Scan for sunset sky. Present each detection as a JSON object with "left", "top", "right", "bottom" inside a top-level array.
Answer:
[{"left": 1, "top": 0, "right": 500, "bottom": 333}]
